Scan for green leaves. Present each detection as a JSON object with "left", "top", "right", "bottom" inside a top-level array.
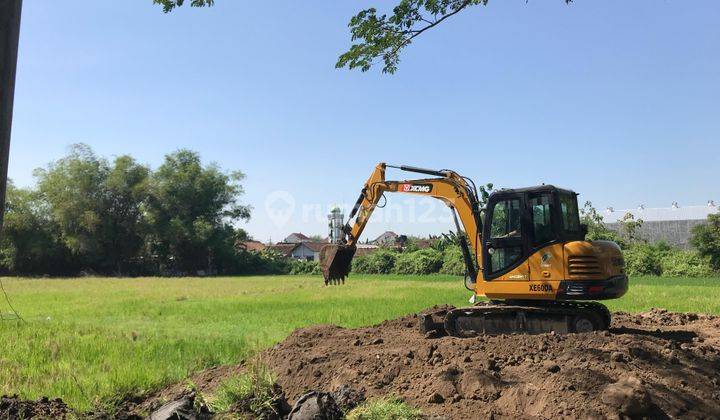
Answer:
[
  {"left": 2, "top": 145, "right": 252, "bottom": 276},
  {"left": 337, "top": 1, "right": 483, "bottom": 74},
  {"left": 153, "top": 0, "right": 215, "bottom": 13},
  {"left": 692, "top": 214, "right": 720, "bottom": 270},
  {"left": 337, "top": 0, "right": 573, "bottom": 74}
]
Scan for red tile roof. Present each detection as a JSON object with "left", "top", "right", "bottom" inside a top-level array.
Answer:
[
  {"left": 239, "top": 241, "right": 266, "bottom": 252},
  {"left": 267, "top": 243, "right": 299, "bottom": 257}
]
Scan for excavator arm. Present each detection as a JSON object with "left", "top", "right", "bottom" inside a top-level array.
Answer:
[{"left": 320, "top": 163, "right": 483, "bottom": 285}]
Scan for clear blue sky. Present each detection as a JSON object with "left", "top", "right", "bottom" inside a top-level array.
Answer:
[{"left": 10, "top": 1, "right": 719, "bottom": 242}]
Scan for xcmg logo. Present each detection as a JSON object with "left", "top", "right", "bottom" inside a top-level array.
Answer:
[{"left": 400, "top": 183, "right": 433, "bottom": 193}]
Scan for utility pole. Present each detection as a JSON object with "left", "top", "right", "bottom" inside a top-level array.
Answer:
[{"left": 0, "top": 0, "right": 22, "bottom": 230}]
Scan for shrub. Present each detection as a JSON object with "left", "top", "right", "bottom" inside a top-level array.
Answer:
[
  {"left": 659, "top": 250, "right": 714, "bottom": 278},
  {"left": 622, "top": 242, "right": 716, "bottom": 278},
  {"left": 237, "top": 250, "right": 292, "bottom": 275},
  {"left": 440, "top": 245, "right": 465, "bottom": 276},
  {"left": 691, "top": 213, "right": 720, "bottom": 270},
  {"left": 289, "top": 259, "right": 321, "bottom": 275},
  {"left": 352, "top": 249, "right": 398, "bottom": 274},
  {"left": 623, "top": 244, "right": 663, "bottom": 276},
  {"left": 346, "top": 396, "right": 422, "bottom": 420},
  {"left": 351, "top": 254, "right": 372, "bottom": 273},
  {"left": 394, "top": 249, "right": 442, "bottom": 275},
  {"left": 369, "top": 249, "right": 399, "bottom": 274}
]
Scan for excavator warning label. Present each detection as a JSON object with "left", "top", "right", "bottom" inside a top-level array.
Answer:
[{"left": 401, "top": 183, "right": 433, "bottom": 193}]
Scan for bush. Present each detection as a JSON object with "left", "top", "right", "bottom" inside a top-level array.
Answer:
[
  {"left": 691, "top": 213, "right": 720, "bottom": 270},
  {"left": 235, "top": 250, "right": 292, "bottom": 275},
  {"left": 622, "top": 242, "right": 716, "bottom": 278},
  {"left": 351, "top": 254, "right": 370, "bottom": 273},
  {"left": 394, "top": 249, "right": 442, "bottom": 275},
  {"left": 623, "top": 244, "right": 663, "bottom": 276},
  {"left": 659, "top": 250, "right": 714, "bottom": 278},
  {"left": 440, "top": 245, "right": 465, "bottom": 276},
  {"left": 352, "top": 249, "right": 398, "bottom": 274},
  {"left": 289, "top": 259, "right": 321, "bottom": 275}
]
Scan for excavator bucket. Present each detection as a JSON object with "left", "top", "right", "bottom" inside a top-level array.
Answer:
[{"left": 319, "top": 244, "right": 356, "bottom": 285}]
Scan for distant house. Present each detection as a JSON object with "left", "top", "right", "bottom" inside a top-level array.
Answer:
[
  {"left": 372, "top": 231, "right": 399, "bottom": 246},
  {"left": 267, "top": 241, "right": 326, "bottom": 261},
  {"left": 284, "top": 233, "right": 311, "bottom": 243},
  {"left": 356, "top": 243, "right": 379, "bottom": 256},
  {"left": 605, "top": 201, "right": 718, "bottom": 249},
  {"left": 238, "top": 240, "right": 266, "bottom": 252},
  {"left": 267, "top": 243, "right": 298, "bottom": 258}
]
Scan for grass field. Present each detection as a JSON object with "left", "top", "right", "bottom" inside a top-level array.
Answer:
[{"left": 0, "top": 274, "right": 719, "bottom": 411}]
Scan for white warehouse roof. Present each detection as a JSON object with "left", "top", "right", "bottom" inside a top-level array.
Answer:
[{"left": 603, "top": 201, "right": 718, "bottom": 223}]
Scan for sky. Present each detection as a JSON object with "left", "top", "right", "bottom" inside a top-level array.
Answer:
[{"left": 9, "top": 0, "right": 720, "bottom": 242}]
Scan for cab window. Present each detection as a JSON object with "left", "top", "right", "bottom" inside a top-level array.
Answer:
[
  {"left": 490, "top": 199, "right": 522, "bottom": 239},
  {"left": 488, "top": 199, "right": 523, "bottom": 273},
  {"left": 529, "top": 194, "right": 554, "bottom": 246},
  {"left": 560, "top": 194, "right": 580, "bottom": 233}
]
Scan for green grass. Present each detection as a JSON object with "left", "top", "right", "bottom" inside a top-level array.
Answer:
[
  {"left": 208, "top": 363, "right": 277, "bottom": 415},
  {"left": 0, "top": 274, "right": 718, "bottom": 412},
  {"left": 346, "top": 396, "right": 422, "bottom": 420}
]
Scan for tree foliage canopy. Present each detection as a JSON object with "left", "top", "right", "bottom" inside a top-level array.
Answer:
[
  {"left": 336, "top": 0, "right": 573, "bottom": 73},
  {"left": 152, "top": 0, "right": 573, "bottom": 74},
  {"left": 692, "top": 213, "right": 720, "bottom": 270},
  {"left": 2, "top": 144, "right": 254, "bottom": 276},
  {"left": 153, "top": 0, "right": 214, "bottom": 13}
]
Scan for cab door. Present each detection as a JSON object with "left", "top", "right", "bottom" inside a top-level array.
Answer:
[
  {"left": 528, "top": 192, "right": 563, "bottom": 281},
  {"left": 483, "top": 195, "right": 529, "bottom": 280}
]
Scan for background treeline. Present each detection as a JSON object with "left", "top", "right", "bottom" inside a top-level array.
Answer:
[
  {"left": 0, "top": 144, "right": 269, "bottom": 276},
  {"left": 3, "top": 145, "right": 719, "bottom": 278},
  {"left": 581, "top": 202, "right": 720, "bottom": 277},
  {"left": 294, "top": 205, "right": 720, "bottom": 278}
]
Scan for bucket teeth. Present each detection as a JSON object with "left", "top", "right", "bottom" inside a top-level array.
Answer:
[{"left": 319, "top": 244, "right": 356, "bottom": 285}]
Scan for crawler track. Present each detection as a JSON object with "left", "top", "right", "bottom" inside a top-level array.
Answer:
[{"left": 421, "top": 301, "right": 611, "bottom": 337}]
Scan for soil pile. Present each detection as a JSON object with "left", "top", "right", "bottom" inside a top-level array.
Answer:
[{"left": 262, "top": 307, "right": 720, "bottom": 419}]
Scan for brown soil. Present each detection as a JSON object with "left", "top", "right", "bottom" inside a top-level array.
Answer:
[
  {"left": 261, "top": 307, "right": 720, "bottom": 419},
  {"left": 4, "top": 307, "right": 720, "bottom": 419},
  {"left": 0, "top": 395, "right": 73, "bottom": 419}
]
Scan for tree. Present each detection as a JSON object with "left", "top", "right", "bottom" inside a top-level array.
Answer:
[
  {"left": 579, "top": 201, "right": 624, "bottom": 246},
  {"left": 153, "top": 0, "right": 214, "bottom": 13},
  {"left": 691, "top": 213, "right": 720, "bottom": 270},
  {"left": 0, "top": 181, "right": 72, "bottom": 275},
  {"left": 619, "top": 212, "right": 644, "bottom": 244},
  {"left": 337, "top": 1, "right": 572, "bottom": 73},
  {"left": 145, "top": 149, "right": 250, "bottom": 274},
  {"left": 104, "top": 155, "right": 151, "bottom": 273},
  {"left": 34, "top": 144, "right": 111, "bottom": 269},
  {"left": 34, "top": 144, "right": 150, "bottom": 274}
]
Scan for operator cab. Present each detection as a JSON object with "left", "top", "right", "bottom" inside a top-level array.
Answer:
[{"left": 482, "top": 185, "right": 585, "bottom": 280}]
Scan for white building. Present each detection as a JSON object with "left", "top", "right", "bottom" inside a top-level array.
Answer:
[{"left": 604, "top": 201, "right": 718, "bottom": 249}]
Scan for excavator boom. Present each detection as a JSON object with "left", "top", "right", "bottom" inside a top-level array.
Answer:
[{"left": 320, "top": 163, "right": 481, "bottom": 284}]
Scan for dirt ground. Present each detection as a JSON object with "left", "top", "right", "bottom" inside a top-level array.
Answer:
[
  {"left": 262, "top": 307, "right": 720, "bottom": 419},
  {"left": 4, "top": 307, "right": 720, "bottom": 419}
]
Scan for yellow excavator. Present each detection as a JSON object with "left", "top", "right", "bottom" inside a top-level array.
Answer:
[{"left": 319, "top": 163, "right": 628, "bottom": 336}]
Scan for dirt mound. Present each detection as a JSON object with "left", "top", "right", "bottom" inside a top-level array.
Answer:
[
  {"left": 262, "top": 307, "right": 720, "bottom": 419},
  {"left": 0, "top": 395, "right": 74, "bottom": 419}
]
